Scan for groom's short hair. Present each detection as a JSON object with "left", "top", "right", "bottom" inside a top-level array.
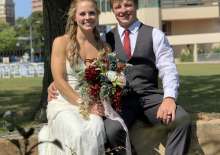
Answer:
[{"left": 109, "top": 0, "right": 138, "bottom": 8}]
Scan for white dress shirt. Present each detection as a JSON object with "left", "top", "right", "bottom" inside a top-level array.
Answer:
[{"left": 117, "top": 20, "right": 179, "bottom": 100}]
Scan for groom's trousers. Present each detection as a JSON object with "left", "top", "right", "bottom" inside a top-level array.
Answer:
[
  {"left": 104, "top": 93, "right": 192, "bottom": 155},
  {"left": 104, "top": 118, "right": 127, "bottom": 155}
]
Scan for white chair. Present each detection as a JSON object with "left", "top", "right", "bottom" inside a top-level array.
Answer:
[
  {"left": 10, "top": 63, "right": 21, "bottom": 78},
  {"left": 0, "top": 64, "right": 3, "bottom": 78},
  {"left": 36, "top": 63, "right": 44, "bottom": 77},
  {"left": 27, "top": 63, "right": 36, "bottom": 77},
  {"left": 20, "top": 63, "right": 29, "bottom": 77},
  {"left": 2, "top": 64, "right": 10, "bottom": 78}
]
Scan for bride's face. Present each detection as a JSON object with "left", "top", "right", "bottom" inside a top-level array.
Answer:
[{"left": 74, "top": 1, "right": 98, "bottom": 32}]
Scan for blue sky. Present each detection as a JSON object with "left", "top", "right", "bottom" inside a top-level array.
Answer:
[{"left": 14, "top": 0, "right": 32, "bottom": 18}]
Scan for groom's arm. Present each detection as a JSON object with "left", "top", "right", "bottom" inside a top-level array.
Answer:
[
  {"left": 47, "top": 82, "right": 58, "bottom": 101},
  {"left": 152, "top": 28, "right": 179, "bottom": 124},
  {"left": 47, "top": 81, "right": 105, "bottom": 116}
]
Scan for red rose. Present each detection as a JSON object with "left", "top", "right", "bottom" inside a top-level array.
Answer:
[
  {"left": 112, "top": 87, "right": 122, "bottom": 112},
  {"left": 89, "top": 83, "right": 101, "bottom": 99},
  {"left": 85, "top": 65, "right": 100, "bottom": 81}
]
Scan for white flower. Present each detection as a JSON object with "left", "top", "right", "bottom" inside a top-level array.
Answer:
[{"left": 106, "top": 71, "right": 126, "bottom": 87}]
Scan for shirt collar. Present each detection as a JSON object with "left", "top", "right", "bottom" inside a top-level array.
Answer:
[{"left": 118, "top": 20, "right": 141, "bottom": 37}]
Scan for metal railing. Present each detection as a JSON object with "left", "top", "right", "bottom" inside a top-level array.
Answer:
[
  {"left": 138, "top": 0, "right": 160, "bottom": 8},
  {"left": 198, "top": 52, "right": 220, "bottom": 61},
  {"left": 161, "top": 0, "right": 220, "bottom": 8},
  {"left": 97, "top": 0, "right": 160, "bottom": 12},
  {"left": 97, "top": 0, "right": 220, "bottom": 11},
  {"left": 97, "top": 0, "right": 111, "bottom": 12}
]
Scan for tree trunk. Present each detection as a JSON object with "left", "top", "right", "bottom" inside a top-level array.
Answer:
[{"left": 36, "top": 0, "right": 71, "bottom": 121}]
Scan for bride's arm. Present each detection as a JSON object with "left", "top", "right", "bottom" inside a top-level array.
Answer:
[{"left": 51, "top": 36, "right": 81, "bottom": 105}]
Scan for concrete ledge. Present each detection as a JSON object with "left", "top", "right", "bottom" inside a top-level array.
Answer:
[
  {"left": 0, "top": 135, "right": 38, "bottom": 155},
  {"left": 0, "top": 116, "right": 220, "bottom": 155},
  {"left": 194, "top": 119, "right": 220, "bottom": 155},
  {"left": 130, "top": 118, "right": 220, "bottom": 155}
]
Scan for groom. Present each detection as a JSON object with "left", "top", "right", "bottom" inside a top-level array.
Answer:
[
  {"left": 48, "top": 0, "right": 192, "bottom": 154},
  {"left": 103, "top": 0, "right": 191, "bottom": 155}
]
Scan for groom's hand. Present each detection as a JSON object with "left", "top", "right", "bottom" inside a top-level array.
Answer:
[
  {"left": 47, "top": 81, "right": 58, "bottom": 102},
  {"left": 156, "top": 97, "right": 176, "bottom": 124}
]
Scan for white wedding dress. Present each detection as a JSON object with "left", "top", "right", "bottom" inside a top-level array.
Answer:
[{"left": 38, "top": 60, "right": 131, "bottom": 155}]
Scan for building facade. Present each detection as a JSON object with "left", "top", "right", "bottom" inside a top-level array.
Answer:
[
  {"left": 32, "top": 0, "right": 42, "bottom": 13},
  {"left": 98, "top": 0, "right": 220, "bottom": 62},
  {"left": 0, "top": 0, "right": 15, "bottom": 25}
]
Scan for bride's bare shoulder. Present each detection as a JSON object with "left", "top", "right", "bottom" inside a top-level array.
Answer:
[{"left": 53, "top": 34, "right": 70, "bottom": 47}]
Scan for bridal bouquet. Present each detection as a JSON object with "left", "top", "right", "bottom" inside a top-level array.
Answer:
[{"left": 76, "top": 51, "right": 127, "bottom": 119}]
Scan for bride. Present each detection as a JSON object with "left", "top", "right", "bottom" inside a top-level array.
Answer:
[{"left": 38, "top": 0, "right": 131, "bottom": 155}]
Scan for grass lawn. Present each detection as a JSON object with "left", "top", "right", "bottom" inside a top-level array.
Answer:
[
  {"left": 0, "top": 77, "right": 42, "bottom": 133},
  {"left": 177, "top": 63, "right": 220, "bottom": 113},
  {"left": 177, "top": 63, "right": 220, "bottom": 76},
  {"left": 0, "top": 63, "right": 220, "bottom": 133}
]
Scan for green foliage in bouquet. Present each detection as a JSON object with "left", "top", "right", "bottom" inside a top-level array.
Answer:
[{"left": 75, "top": 50, "right": 127, "bottom": 119}]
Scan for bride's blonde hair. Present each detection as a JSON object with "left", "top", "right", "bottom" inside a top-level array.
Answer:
[{"left": 65, "top": 0, "right": 104, "bottom": 66}]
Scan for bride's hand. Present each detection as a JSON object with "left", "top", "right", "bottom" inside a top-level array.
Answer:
[{"left": 89, "top": 103, "right": 105, "bottom": 116}]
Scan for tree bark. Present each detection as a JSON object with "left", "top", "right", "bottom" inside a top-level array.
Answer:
[{"left": 36, "top": 0, "right": 71, "bottom": 121}]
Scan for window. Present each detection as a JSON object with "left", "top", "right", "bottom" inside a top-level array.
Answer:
[
  {"left": 162, "top": 21, "right": 171, "bottom": 35},
  {"left": 98, "top": 0, "right": 111, "bottom": 12}
]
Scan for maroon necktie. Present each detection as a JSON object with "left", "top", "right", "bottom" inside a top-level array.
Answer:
[{"left": 123, "top": 29, "right": 131, "bottom": 59}]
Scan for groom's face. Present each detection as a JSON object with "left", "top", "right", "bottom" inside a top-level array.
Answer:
[{"left": 111, "top": 0, "right": 137, "bottom": 29}]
